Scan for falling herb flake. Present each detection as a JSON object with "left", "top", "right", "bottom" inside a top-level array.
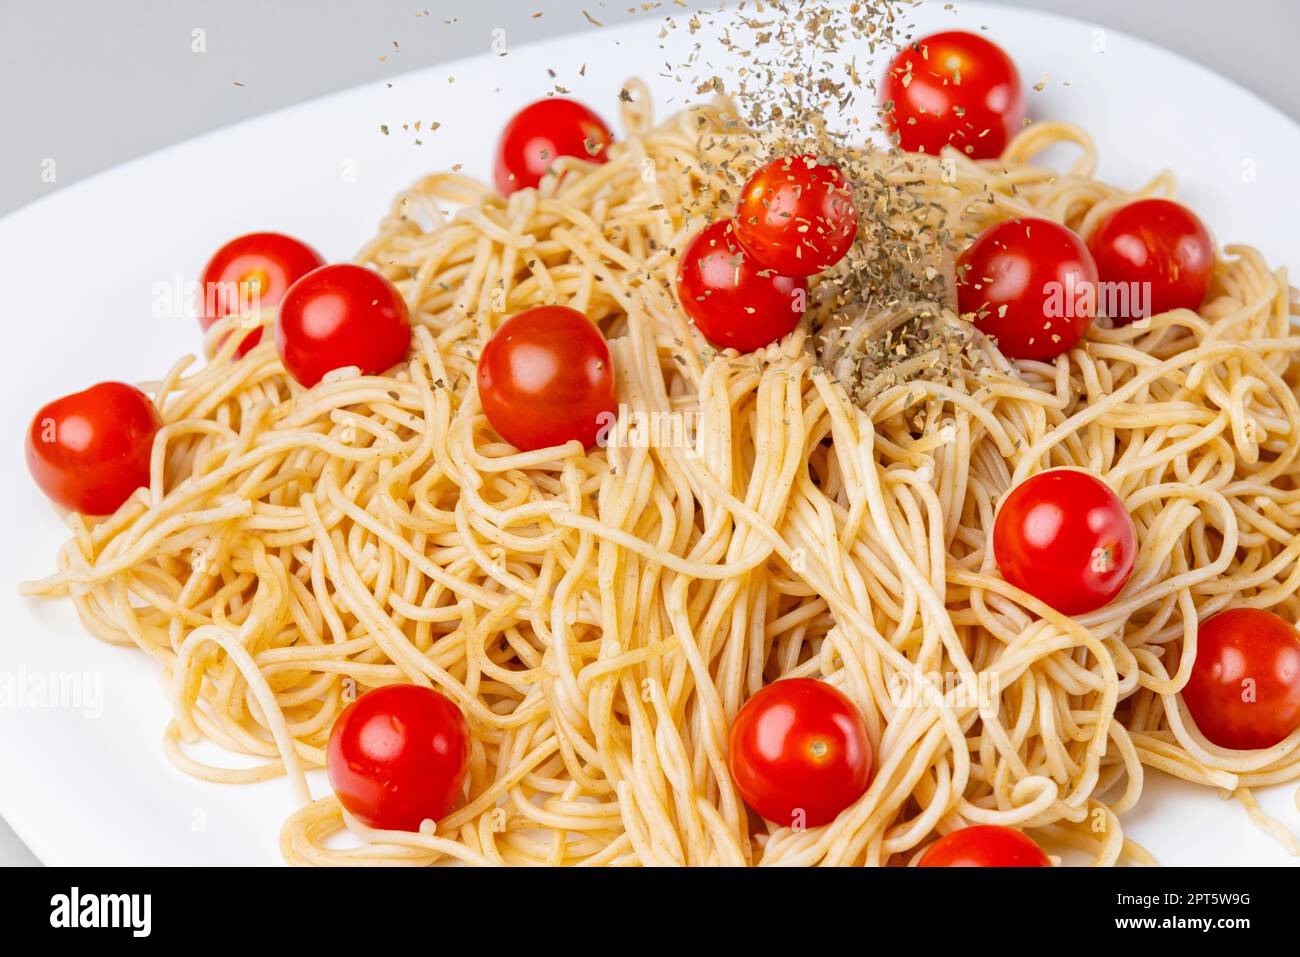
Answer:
[{"left": 646, "top": 0, "right": 984, "bottom": 401}]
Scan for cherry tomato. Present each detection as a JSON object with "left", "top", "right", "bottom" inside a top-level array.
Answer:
[
  {"left": 1182, "top": 608, "right": 1300, "bottom": 751},
  {"left": 1088, "top": 198, "right": 1214, "bottom": 322},
  {"left": 493, "top": 98, "right": 613, "bottom": 195},
  {"left": 326, "top": 684, "right": 470, "bottom": 832},
  {"left": 728, "top": 677, "right": 873, "bottom": 828},
  {"left": 881, "top": 30, "right": 1024, "bottom": 159},
  {"left": 677, "top": 220, "right": 806, "bottom": 353},
  {"left": 26, "top": 382, "right": 162, "bottom": 516},
  {"left": 476, "top": 305, "right": 617, "bottom": 452},
  {"left": 918, "top": 825, "right": 1051, "bottom": 867},
  {"left": 274, "top": 263, "right": 411, "bottom": 387},
  {"left": 957, "top": 217, "right": 1099, "bottom": 360},
  {"left": 993, "top": 469, "right": 1136, "bottom": 616},
  {"left": 198, "top": 232, "right": 325, "bottom": 356},
  {"left": 733, "top": 154, "right": 860, "bottom": 277}
]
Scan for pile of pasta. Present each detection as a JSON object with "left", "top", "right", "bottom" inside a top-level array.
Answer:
[{"left": 25, "top": 83, "right": 1300, "bottom": 865}]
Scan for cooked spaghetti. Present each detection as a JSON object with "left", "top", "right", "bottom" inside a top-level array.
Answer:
[{"left": 22, "top": 78, "right": 1300, "bottom": 867}]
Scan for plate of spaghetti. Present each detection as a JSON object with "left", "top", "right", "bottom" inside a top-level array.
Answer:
[{"left": 2, "top": 1, "right": 1300, "bottom": 867}]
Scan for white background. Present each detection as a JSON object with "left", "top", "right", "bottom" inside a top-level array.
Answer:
[{"left": 1, "top": 0, "right": 1298, "bottom": 866}]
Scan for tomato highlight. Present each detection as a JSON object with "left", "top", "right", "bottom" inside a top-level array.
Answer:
[
  {"left": 477, "top": 305, "right": 618, "bottom": 452},
  {"left": 326, "top": 684, "right": 471, "bottom": 832},
  {"left": 882, "top": 31, "right": 1025, "bottom": 159},
  {"left": 274, "top": 263, "right": 412, "bottom": 387},
  {"left": 494, "top": 98, "right": 613, "bottom": 195},
  {"left": 728, "top": 677, "right": 873, "bottom": 828},
  {"left": 957, "top": 217, "right": 1099, "bottom": 360},
  {"left": 1182, "top": 608, "right": 1300, "bottom": 750},
  {"left": 733, "top": 154, "right": 859, "bottom": 277},
  {"left": 677, "top": 220, "right": 806, "bottom": 353},
  {"left": 993, "top": 469, "right": 1136, "bottom": 616},
  {"left": 918, "top": 825, "right": 1051, "bottom": 867},
  {"left": 26, "top": 382, "right": 162, "bottom": 516},
  {"left": 198, "top": 232, "right": 325, "bottom": 356}
]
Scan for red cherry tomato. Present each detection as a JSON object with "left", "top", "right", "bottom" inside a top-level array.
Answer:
[
  {"left": 1182, "top": 608, "right": 1300, "bottom": 751},
  {"left": 26, "top": 382, "right": 162, "bottom": 516},
  {"left": 1088, "top": 198, "right": 1215, "bottom": 322},
  {"left": 676, "top": 220, "right": 806, "bottom": 353},
  {"left": 198, "top": 232, "right": 325, "bottom": 356},
  {"left": 993, "top": 469, "right": 1136, "bottom": 616},
  {"left": 476, "top": 305, "right": 617, "bottom": 452},
  {"left": 733, "top": 154, "right": 860, "bottom": 277},
  {"left": 957, "top": 217, "right": 1099, "bottom": 360},
  {"left": 494, "top": 98, "right": 613, "bottom": 195},
  {"left": 274, "top": 263, "right": 411, "bottom": 387},
  {"left": 326, "top": 684, "right": 470, "bottom": 832},
  {"left": 728, "top": 677, "right": 873, "bottom": 828},
  {"left": 918, "top": 825, "right": 1051, "bottom": 867},
  {"left": 882, "top": 30, "right": 1024, "bottom": 159}
]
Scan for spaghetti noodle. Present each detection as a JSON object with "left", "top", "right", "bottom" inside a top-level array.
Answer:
[{"left": 22, "top": 81, "right": 1300, "bottom": 867}]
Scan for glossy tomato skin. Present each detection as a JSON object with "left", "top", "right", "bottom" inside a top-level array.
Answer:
[
  {"left": 1182, "top": 608, "right": 1300, "bottom": 751},
  {"left": 326, "top": 684, "right": 470, "bottom": 832},
  {"left": 477, "top": 305, "right": 617, "bottom": 452},
  {"left": 733, "top": 155, "right": 860, "bottom": 277},
  {"left": 993, "top": 469, "right": 1136, "bottom": 616},
  {"left": 274, "top": 263, "right": 411, "bottom": 387},
  {"left": 957, "top": 217, "right": 1099, "bottom": 361},
  {"left": 26, "top": 382, "right": 162, "bottom": 516},
  {"left": 677, "top": 220, "right": 806, "bottom": 353},
  {"left": 728, "top": 677, "right": 873, "bottom": 828},
  {"left": 1088, "top": 198, "right": 1214, "bottom": 322},
  {"left": 198, "top": 232, "right": 325, "bottom": 356},
  {"left": 494, "top": 98, "right": 613, "bottom": 195},
  {"left": 882, "top": 31, "right": 1024, "bottom": 159},
  {"left": 918, "top": 825, "right": 1050, "bottom": 867}
]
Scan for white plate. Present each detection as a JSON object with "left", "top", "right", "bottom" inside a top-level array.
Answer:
[{"left": 2, "top": 2, "right": 1298, "bottom": 866}]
